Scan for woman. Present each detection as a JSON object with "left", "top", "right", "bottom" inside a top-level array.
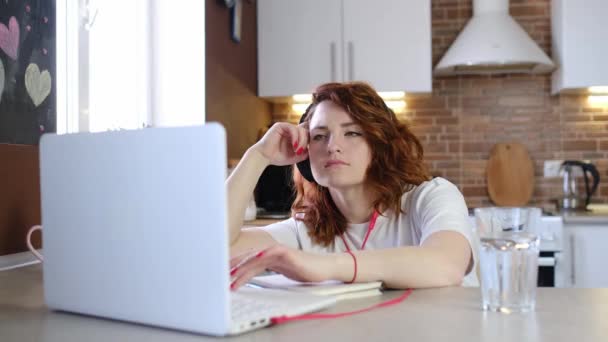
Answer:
[{"left": 227, "top": 82, "right": 477, "bottom": 290}]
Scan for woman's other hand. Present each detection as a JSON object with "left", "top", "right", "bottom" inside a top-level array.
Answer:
[
  {"left": 229, "top": 245, "right": 334, "bottom": 290},
  {"left": 252, "top": 122, "right": 309, "bottom": 166}
]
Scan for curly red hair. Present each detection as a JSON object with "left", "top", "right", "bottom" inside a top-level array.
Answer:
[{"left": 291, "top": 82, "right": 431, "bottom": 247}]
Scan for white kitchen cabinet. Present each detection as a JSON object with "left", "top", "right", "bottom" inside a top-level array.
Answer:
[
  {"left": 257, "top": 0, "right": 342, "bottom": 97},
  {"left": 563, "top": 223, "right": 608, "bottom": 288},
  {"left": 551, "top": 0, "right": 608, "bottom": 93},
  {"left": 257, "top": 0, "right": 431, "bottom": 97}
]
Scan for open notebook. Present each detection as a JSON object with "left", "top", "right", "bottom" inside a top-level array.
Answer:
[{"left": 248, "top": 274, "right": 383, "bottom": 301}]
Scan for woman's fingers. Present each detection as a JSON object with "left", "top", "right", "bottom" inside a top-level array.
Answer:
[
  {"left": 293, "top": 149, "right": 309, "bottom": 163},
  {"left": 230, "top": 250, "right": 274, "bottom": 290},
  {"left": 230, "top": 249, "right": 267, "bottom": 274},
  {"left": 297, "top": 123, "right": 309, "bottom": 149},
  {"left": 229, "top": 249, "right": 256, "bottom": 269},
  {"left": 255, "top": 122, "right": 310, "bottom": 166},
  {"left": 229, "top": 247, "right": 329, "bottom": 290},
  {"left": 289, "top": 124, "right": 309, "bottom": 156},
  {"left": 283, "top": 124, "right": 302, "bottom": 154},
  {"left": 258, "top": 122, "right": 310, "bottom": 165},
  {"left": 231, "top": 267, "right": 267, "bottom": 290}
]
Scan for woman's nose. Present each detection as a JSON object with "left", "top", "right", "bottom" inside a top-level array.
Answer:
[{"left": 326, "top": 134, "right": 342, "bottom": 154}]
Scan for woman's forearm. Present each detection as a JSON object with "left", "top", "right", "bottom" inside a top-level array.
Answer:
[
  {"left": 330, "top": 247, "right": 467, "bottom": 289},
  {"left": 226, "top": 147, "right": 269, "bottom": 245}
]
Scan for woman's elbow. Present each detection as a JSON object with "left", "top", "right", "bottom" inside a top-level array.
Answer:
[
  {"left": 442, "top": 265, "right": 466, "bottom": 286},
  {"left": 439, "top": 246, "right": 472, "bottom": 286},
  {"left": 434, "top": 258, "right": 468, "bottom": 287}
]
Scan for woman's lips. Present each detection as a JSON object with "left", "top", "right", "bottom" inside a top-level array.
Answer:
[{"left": 325, "top": 160, "right": 349, "bottom": 168}]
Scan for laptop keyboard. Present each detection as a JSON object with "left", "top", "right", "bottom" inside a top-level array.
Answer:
[{"left": 231, "top": 293, "right": 288, "bottom": 322}]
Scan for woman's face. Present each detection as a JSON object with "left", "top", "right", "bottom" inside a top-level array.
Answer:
[{"left": 307, "top": 100, "right": 372, "bottom": 189}]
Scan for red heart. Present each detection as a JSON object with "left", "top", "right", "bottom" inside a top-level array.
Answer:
[{"left": 0, "top": 17, "right": 19, "bottom": 60}]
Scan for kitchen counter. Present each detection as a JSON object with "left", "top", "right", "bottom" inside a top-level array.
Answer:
[
  {"left": 544, "top": 209, "right": 608, "bottom": 224},
  {"left": 1, "top": 265, "right": 607, "bottom": 341},
  {"left": 242, "top": 218, "right": 284, "bottom": 228},
  {"left": 252, "top": 211, "right": 608, "bottom": 226},
  {"left": 560, "top": 211, "right": 608, "bottom": 224}
]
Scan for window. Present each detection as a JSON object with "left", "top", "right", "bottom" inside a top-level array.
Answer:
[{"left": 56, "top": 0, "right": 205, "bottom": 134}]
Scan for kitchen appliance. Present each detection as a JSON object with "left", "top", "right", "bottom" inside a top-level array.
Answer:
[
  {"left": 254, "top": 165, "right": 294, "bottom": 219},
  {"left": 434, "top": 0, "right": 554, "bottom": 76},
  {"left": 535, "top": 215, "right": 565, "bottom": 287},
  {"left": 557, "top": 160, "right": 600, "bottom": 211}
]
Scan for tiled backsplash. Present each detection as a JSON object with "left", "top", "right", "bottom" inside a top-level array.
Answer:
[{"left": 270, "top": 0, "right": 608, "bottom": 208}]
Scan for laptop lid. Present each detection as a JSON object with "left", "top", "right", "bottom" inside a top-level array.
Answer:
[{"left": 39, "top": 123, "right": 231, "bottom": 335}]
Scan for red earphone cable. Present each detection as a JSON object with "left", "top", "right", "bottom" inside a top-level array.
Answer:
[{"left": 270, "top": 288, "right": 413, "bottom": 325}]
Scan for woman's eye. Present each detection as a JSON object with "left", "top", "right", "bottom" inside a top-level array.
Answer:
[
  {"left": 345, "top": 131, "right": 362, "bottom": 137},
  {"left": 312, "top": 134, "right": 326, "bottom": 141}
]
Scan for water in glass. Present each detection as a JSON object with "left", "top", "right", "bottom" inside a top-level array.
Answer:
[{"left": 479, "top": 233, "right": 539, "bottom": 313}]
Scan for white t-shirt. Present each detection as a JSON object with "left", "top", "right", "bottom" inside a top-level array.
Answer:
[{"left": 261, "top": 177, "right": 479, "bottom": 287}]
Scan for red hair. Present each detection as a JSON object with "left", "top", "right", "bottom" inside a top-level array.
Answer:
[{"left": 291, "top": 82, "right": 431, "bottom": 247}]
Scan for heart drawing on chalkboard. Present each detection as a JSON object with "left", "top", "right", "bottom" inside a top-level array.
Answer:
[
  {"left": 0, "top": 16, "right": 19, "bottom": 60},
  {"left": 25, "top": 63, "right": 52, "bottom": 107},
  {"left": 0, "top": 59, "right": 4, "bottom": 103}
]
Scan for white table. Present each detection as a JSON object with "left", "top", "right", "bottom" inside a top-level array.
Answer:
[{"left": 1, "top": 265, "right": 607, "bottom": 341}]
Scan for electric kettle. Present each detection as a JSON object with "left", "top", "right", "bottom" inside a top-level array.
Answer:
[{"left": 557, "top": 160, "right": 600, "bottom": 211}]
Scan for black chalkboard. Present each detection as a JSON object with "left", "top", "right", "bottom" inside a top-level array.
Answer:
[{"left": 0, "top": 0, "right": 55, "bottom": 145}]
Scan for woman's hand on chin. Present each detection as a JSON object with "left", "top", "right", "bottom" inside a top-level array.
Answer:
[{"left": 252, "top": 122, "right": 309, "bottom": 166}]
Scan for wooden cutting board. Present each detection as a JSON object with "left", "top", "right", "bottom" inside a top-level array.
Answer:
[{"left": 486, "top": 143, "right": 535, "bottom": 206}]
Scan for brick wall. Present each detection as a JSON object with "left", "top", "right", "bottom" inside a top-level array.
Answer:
[{"left": 271, "top": 0, "right": 608, "bottom": 209}]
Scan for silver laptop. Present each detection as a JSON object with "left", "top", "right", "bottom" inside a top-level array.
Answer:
[{"left": 39, "top": 123, "right": 335, "bottom": 336}]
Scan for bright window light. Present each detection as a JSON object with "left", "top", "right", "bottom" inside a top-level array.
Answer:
[
  {"left": 588, "top": 86, "right": 608, "bottom": 94},
  {"left": 88, "top": 0, "right": 150, "bottom": 132},
  {"left": 384, "top": 100, "right": 407, "bottom": 111},
  {"left": 292, "top": 103, "right": 311, "bottom": 114},
  {"left": 292, "top": 94, "right": 312, "bottom": 102},
  {"left": 588, "top": 96, "right": 608, "bottom": 107},
  {"left": 290, "top": 90, "right": 406, "bottom": 115},
  {"left": 59, "top": 0, "right": 207, "bottom": 132},
  {"left": 378, "top": 91, "right": 406, "bottom": 100}
]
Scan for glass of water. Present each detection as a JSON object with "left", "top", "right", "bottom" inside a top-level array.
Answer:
[{"left": 474, "top": 207, "right": 541, "bottom": 313}]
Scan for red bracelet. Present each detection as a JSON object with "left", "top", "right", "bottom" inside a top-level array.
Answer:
[{"left": 345, "top": 250, "right": 357, "bottom": 283}]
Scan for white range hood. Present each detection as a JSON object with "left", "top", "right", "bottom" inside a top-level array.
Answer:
[{"left": 434, "top": 0, "right": 554, "bottom": 76}]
